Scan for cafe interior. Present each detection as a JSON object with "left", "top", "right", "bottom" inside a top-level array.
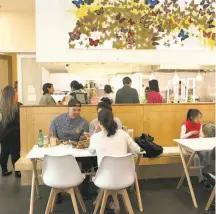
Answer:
[{"left": 0, "top": 0, "right": 216, "bottom": 213}]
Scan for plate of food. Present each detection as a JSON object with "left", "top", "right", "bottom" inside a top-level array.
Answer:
[{"left": 73, "top": 140, "right": 90, "bottom": 150}]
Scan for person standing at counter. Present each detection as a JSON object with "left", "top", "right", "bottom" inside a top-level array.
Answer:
[
  {"left": 62, "top": 81, "right": 88, "bottom": 104},
  {"left": 115, "top": 77, "right": 139, "bottom": 104},
  {"left": 0, "top": 86, "right": 22, "bottom": 178},
  {"left": 147, "top": 80, "right": 163, "bottom": 103},
  {"left": 101, "top": 84, "right": 115, "bottom": 103},
  {"left": 39, "top": 83, "right": 56, "bottom": 105}
]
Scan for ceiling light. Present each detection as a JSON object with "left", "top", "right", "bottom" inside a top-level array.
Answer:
[
  {"left": 196, "top": 71, "right": 203, "bottom": 82},
  {"left": 172, "top": 71, "right": 179, "bottom": 84},
  {"left": 149, "top": 72, "right": 156, "bottom": 80}
]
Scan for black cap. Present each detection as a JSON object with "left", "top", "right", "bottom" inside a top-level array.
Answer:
[{"left": 68, "top": 99, "right": 81, "bottom": 107}]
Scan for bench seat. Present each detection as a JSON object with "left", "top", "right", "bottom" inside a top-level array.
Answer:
[{"left": 140, "top": 146, "right": 188, "bottom": 165}]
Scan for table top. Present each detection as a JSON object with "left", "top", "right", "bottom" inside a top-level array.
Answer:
[
  {"left": 26, "top": 145, "right": 96, "bottom": 159},
  {"left": 174, "top": 138, "right": 216, "bottom": 152}
]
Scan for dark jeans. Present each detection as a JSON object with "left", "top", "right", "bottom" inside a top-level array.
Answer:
[
  {"left": 0, "top": 133, "right": 20, "bottom": 173},
  {"left": 76, "top": 157, "right": 97, "bottom": 196}
]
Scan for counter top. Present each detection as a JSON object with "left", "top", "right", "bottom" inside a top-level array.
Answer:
[{"left": 21, "top": 102, "right": 215, "bottom": 107}]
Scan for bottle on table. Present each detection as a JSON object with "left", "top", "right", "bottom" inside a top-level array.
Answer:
[
  {"left": 43, "top": 136, "right": 48, "bottom": 148},
  {"left": 38, "top": 129, "right": 44, "bottom": 147}
]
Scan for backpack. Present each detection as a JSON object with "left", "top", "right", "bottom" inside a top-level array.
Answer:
[
  {"left": 70, "top": 92, "right": 88, "bottom": 104},
  {"left": 135, "top": 133, "right": 163, "bottom": 158}
]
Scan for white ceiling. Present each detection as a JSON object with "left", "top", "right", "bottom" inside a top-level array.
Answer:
[{"left": 0, "top": 0, "right": 34, "bottom": 11}]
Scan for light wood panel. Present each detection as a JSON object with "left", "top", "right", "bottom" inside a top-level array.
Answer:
[{"left": 20, "top": 103, "right": 215, "bottom": 155}]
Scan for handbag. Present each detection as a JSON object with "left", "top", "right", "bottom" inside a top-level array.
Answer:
[{"left": 135, "top": 133, "right": 163, "bottom": 158}]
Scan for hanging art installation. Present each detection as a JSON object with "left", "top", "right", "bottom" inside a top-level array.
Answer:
[{"left": 67, "top": 0, "right": 216, "bottom": 49}]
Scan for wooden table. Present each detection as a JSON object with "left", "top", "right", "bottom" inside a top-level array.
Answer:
[
  {"left": 27, "top": 145, "right": 143, "bottom": 214},
  {"left": 174, "top": 138, "right": 216, "bottom": 208}
]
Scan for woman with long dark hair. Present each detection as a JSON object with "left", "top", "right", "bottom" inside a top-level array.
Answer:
[
  {"left": 0, "top": 86, "right": 22, "bottom": 177},
  {"left": 148, "top": 80, "right": 163, "bottom": 103},
  {"left": 89, "top": 109, "right": 140, "bottom": 166},
  {"left": 39, "top": 83, "right": 56, "bottom": 105},
  {"left": 88, "top": 98, "right": 122, "bottom": 135}
]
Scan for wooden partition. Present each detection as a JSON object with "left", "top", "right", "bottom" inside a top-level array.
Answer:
[{"left": 20, "top": 103, "right": 215, "bottom": 155}]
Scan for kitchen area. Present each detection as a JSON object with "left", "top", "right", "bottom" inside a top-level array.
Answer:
[{"left": 38, "top": 62, "right": 215, "bottom": 105}]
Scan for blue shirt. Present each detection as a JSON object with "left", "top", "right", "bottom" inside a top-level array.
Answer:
[{"left": 50, "top": 113, "right": 89, "bottom": 141}]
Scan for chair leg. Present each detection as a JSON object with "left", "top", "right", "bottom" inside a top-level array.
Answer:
[
  {"left": 74, "top": 186, "right": 87, "bottom": 212},
  {"left": 93, "top": 189, "right": 104, "bottom": 214},
  {"left": 205, "top": 187, "right": 215, "bottom": 211},
  {"left": 45, "top": 188, "right": 55, "bottom": 214},
  {"left": 135, "top": 175, "right": 143, "bottom": 212},
  {"left": 50, "top": 189, "right": 58, "bottom": 213},
  {"left": 69, "top": 188, "right": 79, "bottom": 214},
  {"left": 99, "top": 190, "right": 110, "bottom": 214},
  {"left": 120, "top": 189, "right": 134, "bottom": 214}
]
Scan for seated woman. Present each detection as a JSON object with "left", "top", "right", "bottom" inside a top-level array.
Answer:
[
  {"left": 180, "top": 109, "right": 205, "bottom": 183},
  {"left": 181, "top": 109, "right": 204, "bottom": 139},
  {"left": 89, "top": 109, "right": 140, "bottom": 166},
  {"left": 101, "top": 84, "right": 115, "bottom": 104},
  {"left": 39, "top": 83, "right": 56, "bottom": 105},
  {"left": 89, "top": 98, "right": 122, "bottom": 136},
  {"left": 147, "top": 80, "right": 163, "bottom": 103}
]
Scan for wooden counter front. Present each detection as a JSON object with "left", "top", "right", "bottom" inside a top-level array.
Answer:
[{"left": 20, "top": 103, "right": 215, "bottom": 155}]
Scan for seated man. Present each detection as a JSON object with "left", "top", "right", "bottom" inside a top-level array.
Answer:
[
  {"left": 49, "top": 99, "right": 95, "bottom": 202},
  {"left": 50, "top": 99, "right": 88, "bottom": 141}
]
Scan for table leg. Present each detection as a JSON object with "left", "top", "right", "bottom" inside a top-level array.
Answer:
[
  {"left": 32, "top": 159, "right": 40, "bottom": 198},
  {"left": 177, "top": 151, "right": 196, "bottom": 190},
  {"left": 29, "top": 161, "right": 36, "bottom": 214},
  {"left": 205, "top": 187, "right": 215, "bottom": 211},
  {"left": 178, "top": 145, "right": 198, "bottom": 208}
]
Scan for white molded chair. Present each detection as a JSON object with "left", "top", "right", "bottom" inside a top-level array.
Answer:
[
  {"left": 93, "top": 154, "right": 136, "bottom": 214},
  {"left": 42, "top": 155, "right": 87, "bottom": 214},
  {"left": 205, "top": 173, "right": 216, "bottom": 211}
]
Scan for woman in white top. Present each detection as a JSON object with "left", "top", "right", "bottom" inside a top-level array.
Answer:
[
  {"left": 101, "top": 85, "right": 115, "bottom": 104},
  {"left": 89, "top": 109, "right": 140, "bottom": 166}
]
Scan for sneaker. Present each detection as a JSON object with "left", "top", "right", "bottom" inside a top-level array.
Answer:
[
  {"left": 15, "top": 171, "right": 21, "bottom": 178},
  {"left": 2, "top": 171, "right": 12, "bottom": 177}
]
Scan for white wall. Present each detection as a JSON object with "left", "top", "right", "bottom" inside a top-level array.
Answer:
[
  {"left": 36, "top": 0, "right": 216, "bottom": 64},
  {"left": 143, "top": 72, "right": 215, "bottom": 99},
  {"left": 0, "top": 12, "right": 35, "bottom": 52}
]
